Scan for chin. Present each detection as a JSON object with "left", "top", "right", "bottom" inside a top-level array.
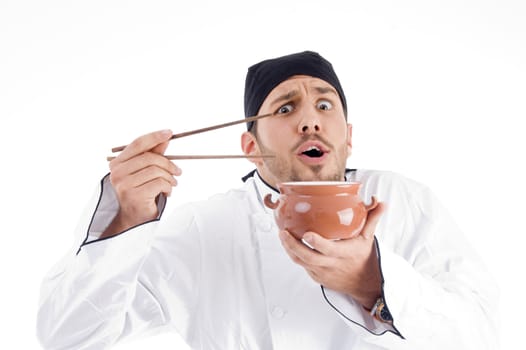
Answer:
[{"left": 289, "top": 166, "right": 344, "bottom": 182}]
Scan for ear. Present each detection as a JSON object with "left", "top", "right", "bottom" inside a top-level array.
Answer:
[
  {"left": 241, "top": 131, "right": 263, "bottom": 165},
  {"left": 346, "top": 123, "right": 353, "bottom": 157}
]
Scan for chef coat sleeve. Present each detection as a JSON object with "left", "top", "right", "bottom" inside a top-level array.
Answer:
[
  {"left": 321, "top": 178, "right": 499, "bottom": 349},
  {"left": 36, "top": 174, "right": 201, "bottom": 349}
]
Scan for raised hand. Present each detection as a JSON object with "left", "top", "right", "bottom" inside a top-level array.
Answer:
[{"left": 101, "top": 129, "right": 182, "bottom": 237}]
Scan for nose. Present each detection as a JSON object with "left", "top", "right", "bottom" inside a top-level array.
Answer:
[{"left": 298, "top": 112, "right": 321, "bottom": 134}]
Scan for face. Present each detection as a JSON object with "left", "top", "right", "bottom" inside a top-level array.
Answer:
[{"left": 241, "top": 75, "right": 352, "bottom": 188}]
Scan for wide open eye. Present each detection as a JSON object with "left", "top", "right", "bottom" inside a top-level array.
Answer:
[
  {"left": 276, "top": 103, "right": 294, "bottom": 115},
  {"left": 317, "top": 100, "right": 333, "bottom": 111}
]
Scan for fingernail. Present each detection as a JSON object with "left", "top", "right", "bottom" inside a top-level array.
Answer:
[
  {"left": 303, "top": 233, "right": 313, "bottom": 244},
  {"left": 161, "top": 129, "right": 172, "bottom": 137}
]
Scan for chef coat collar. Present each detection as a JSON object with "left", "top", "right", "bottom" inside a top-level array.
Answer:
[{"left": 252, "top": 171, "right": 280, "bottom": 215}]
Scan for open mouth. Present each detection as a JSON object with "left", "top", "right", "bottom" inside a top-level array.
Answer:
[
  {"left": 297, "top": 141, "right": 330, "bottom": 163},
  {"left": 301, "top": 146, "right": 325, "bottom": 158}
]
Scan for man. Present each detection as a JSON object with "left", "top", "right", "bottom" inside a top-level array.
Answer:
[{"left": 37, "top": 51, "right": 498, "bottom": 349}]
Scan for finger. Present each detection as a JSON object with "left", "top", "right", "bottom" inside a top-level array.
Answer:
[
  {"left": 117, "top": 129, "right": 173, "bottom": 162},
  {"left": 110, "top": 152, "right": 181, "bottom": 180},
  {"left": 360, "top": 202, "right": 386, "bottom": 240},
  {"left": 135, "top": 177, "right": 175, "bottom": 199},
  {"left": 302, "top": 231, "right": 346, "bottom": 258},
  {"left": 281, "top": 242, "right": 305, "bottom": 266},
  {"left": 279, "top": 230, "right": 333, "bottom": 267},
  {"left": 118, "top": 165, "right": 177, "bottom": 191}
]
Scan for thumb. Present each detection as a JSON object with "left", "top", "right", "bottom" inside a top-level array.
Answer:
[
  {"left": 360, "top": 202, "right": 385, "bottom": 240},
  {"left": 151, "top": 129, "right": 173, "bottom": 155}
]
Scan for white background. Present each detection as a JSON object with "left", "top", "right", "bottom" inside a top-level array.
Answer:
[{"left": 1, "top": 0, "right": 524, "bottom": 349}]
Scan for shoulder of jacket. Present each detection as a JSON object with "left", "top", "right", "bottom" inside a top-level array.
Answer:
[
  {"left": 351, "top": 169, "right": 434, "bottom": 207},
  {"left": 353, "top": 169, "right": 428, "bottom": 191}
]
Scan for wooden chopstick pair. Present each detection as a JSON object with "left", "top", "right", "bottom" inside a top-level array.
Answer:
[{"left": 107, "top": 112, "right": 276, "bottom": 161}]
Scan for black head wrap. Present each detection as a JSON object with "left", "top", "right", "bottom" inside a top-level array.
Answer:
[{"left": 244, "top": 51, "right": 347, "bottom": 130}]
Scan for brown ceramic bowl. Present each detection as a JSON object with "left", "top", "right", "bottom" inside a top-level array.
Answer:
[{"left": 264, "top": 181, "right": 378, "bottom": 240}]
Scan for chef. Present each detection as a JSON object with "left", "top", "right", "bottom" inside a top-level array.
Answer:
[{"left": 37, "top": 51, "right": 498, "bottom": 349}]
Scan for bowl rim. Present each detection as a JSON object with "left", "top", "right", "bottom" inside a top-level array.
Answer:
[{"left": 279, "top": 181, "right": 360, "bottom": 186}]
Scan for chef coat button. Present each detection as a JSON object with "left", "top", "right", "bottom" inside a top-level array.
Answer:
[{"left": 271, "top": 306, "right": 286, "bottom": 319}]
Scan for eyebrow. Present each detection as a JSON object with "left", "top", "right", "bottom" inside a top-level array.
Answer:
[
  {"left": 270, "top": 86, "right": 337, "bottom": 106},
  {"left": 313, "top": 86, "right": 338, "bottom": 96},
  {"left": 270, "top": 90, "right": 299, "bottom": 106}
]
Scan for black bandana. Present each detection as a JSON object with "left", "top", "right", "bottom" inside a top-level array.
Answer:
[{"left": 244, "top": 51, "right": 347, "bottom": 130}]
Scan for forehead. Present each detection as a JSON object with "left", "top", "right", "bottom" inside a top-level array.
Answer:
[{"left": 264, "top": 75, "right": 335, "bottom": 100}]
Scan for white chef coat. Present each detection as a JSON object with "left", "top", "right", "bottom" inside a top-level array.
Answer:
[{"left": 37, "top": 169, "right": 499, "bottom": 349}]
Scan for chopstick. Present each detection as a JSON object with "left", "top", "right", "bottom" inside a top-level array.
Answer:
[
  {"left": 111, "top": 112, "right": 276, "bottom": 153},
  {"left": 106, "top": 154, "right": 274, "bottom": 161}
]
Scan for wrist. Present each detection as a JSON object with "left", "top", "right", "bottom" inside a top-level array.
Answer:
[
  {"left": 99, "top": 212, "right": 130, "bottom": 238},
  {"left": 357, "top": 249, "right": 382, "bottom": 309},
  {"left": 361, "top": 293, "right": 382, "bottom": 311}
]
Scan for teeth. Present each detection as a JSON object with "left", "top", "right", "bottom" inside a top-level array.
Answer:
[{"left": 302, "top": 145, "right": 324, "bottom": 158}]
